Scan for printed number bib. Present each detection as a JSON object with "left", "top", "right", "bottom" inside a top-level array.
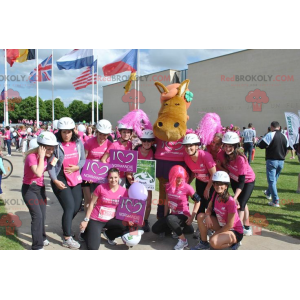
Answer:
[
  {"left": 168, "top": 201, "right": 178, "bottom": 212},
  {"left": 98, "top": 206, "right": 116, "bottom": 221}
]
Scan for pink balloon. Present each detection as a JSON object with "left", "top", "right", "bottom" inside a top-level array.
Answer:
[{"left": 128, "top": 182, "right": 148, "bottom": 201}]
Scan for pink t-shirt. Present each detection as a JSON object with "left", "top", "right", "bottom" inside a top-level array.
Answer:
[
  {"left": 184, "top": 150, "right": 215, "bottom": 182},
  {"left": 62, "top": 142, "right": 82, "bottom": 186},
  {"left": 5, "top": 130, "right": 11, "bottom": 140},
  {"left": 213, "top": 193, "right": 243, "bottom": 234},
  {"left": 77, "top": 131, "right": 85, "bottom": 143},
  {"left": 219, "top": 152, "right": 255, "bottom": 183},
  {"left": 106, "top": 140, "right": 133, "bottom": 178},
  {"left": 23, "top": 153, "right": 47, "bottom": 186},
  {"left": 166, "top": 183, "right": 195, "bottom": 217},
  {"left": 84, "top": 134, "right": 94, "bottom": 143},
  {"left": 90, "top": 183, "right": 128, "bottom": 222},
  {"left": 154, "top": 138, "right": 185, "bottom": 161},
  {"left": 84, "top": 137, "right": 112, "bottom": 160},
  {"left": 137, "top": 147, "right": 154, "bottom": 160}
]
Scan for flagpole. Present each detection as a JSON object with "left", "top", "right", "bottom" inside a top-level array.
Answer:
[
  {"left": 92, "top": 50, "right": 94, "bottom": 125},
  {"left": 137, "top": 49, "right": 140, "bottom": 110},
  {"left": 134, "top": 72, "right": 137, "bottom": 110},
  {"left": 4, "top": 50, "right": 8, "bottom": 126},
  {"left": 96, "top": 56, "right": 99, "bottom": 122},
  {"left": 52, "top": 49, "right": 54, "bottom": 123},
  {"left": 36, "top": 49, "right": 40, "bottom": 128}
]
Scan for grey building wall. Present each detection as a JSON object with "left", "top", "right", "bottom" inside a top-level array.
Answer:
[{"left": 103, "top": 50, "right": 300, "bottom": 136}]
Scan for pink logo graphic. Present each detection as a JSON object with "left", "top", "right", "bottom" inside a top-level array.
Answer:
[
  {"left": 249, "top": 213, "right": 269, "bottom": 235},
  {"left": 0, "top": 213, "right": 22, "bottom": 235},
  {"left": 122, "top": 89, "right": 146, "bottom": 111},
  {"left": 245, "top": 89, "right": 269, "bottom": 112}
]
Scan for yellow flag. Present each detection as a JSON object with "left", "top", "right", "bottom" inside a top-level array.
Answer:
[
  {"left": 124, "top": 72, "right": 136, "bottom": 94},
  {"left": 16, "top": 49, "right": 29, "bottom": 63}
]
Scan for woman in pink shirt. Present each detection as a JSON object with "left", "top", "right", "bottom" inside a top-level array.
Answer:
[
  {"left": 80, "top": 168, "right": 133, "bottom": 250},
  {"left": 101, "top": 123, "right": 133, "bottom": 187},
  {"left": 82, "top": 119, "right": 112, "bottom": 211},
  {"left": 127, "top": 129, "right": 156, "bottom": 232},
  {"left": 83, "top": 125, "right": 94, "bottom": 143},
  {"left": 191, "top": 171, "right": 244, "bottom": 250},
  {"left": 152, "top": 165, "right": 201, "bottom": 250},
  {"left": 22, "top": 132, "right": 58, "bottom": 250},
  {"left": 4, "top": 126, "right": 12, "bottom": 156},
  {"left": 220, "top": 132, "right": 255, "bottom": 236}
]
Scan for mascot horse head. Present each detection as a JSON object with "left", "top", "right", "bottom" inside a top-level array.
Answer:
[{"left": 153, "top": 79, "right": 192, "bottom": 141}]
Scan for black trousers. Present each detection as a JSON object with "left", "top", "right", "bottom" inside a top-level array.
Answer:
[
  {"left": 82, "top": 218, "right": 129, "bottom": 250},
  {"left": 152, "top": 214, "right": 194, "bottom": 236},
  {"left": 22, "top": 183, "right": 47, "bottom": 250},
  {"left": 51, "top": 179, "right": 83, "bottom": 237},
  {"left": 196, "top": 179, "right": 214, "bottom": 214}
]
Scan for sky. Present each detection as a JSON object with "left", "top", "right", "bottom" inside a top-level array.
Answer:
[{"left": 0, "top": 49, "right": 243, "bottom": 107}]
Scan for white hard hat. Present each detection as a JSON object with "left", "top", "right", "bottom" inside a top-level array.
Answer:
[
  {"left": 222, "top": 132, "right": 240, "bottom": 144},
  {"left": 57, "top": 117, "right": 75, "bottom": 130},
  {"left": 77, "top": 124, "right": 86, "bottom": 133},
  {"left": 53, "top": 120, "right": 59, "bottom": 130},
  {"left": 27, "top": 128, "right": 32, "bottom": 133},
  {"left": 118, "top": 123, "right": 133, "bottom": 131},
  {"left": 121, "top": 230, "right": 144, "bottom": 247},
  {"left": 212, "top": 171, "right": 230, "bottom": 183},
  {"left": 10, "top": 127, "right": 14, "bottom": 132},
  {"left": 37, "top": 132, "right": 58, "bottom": 146},
  {"left": 96, "top": 119, "right": 112, "bottom": 134},
  {"left": 182, "top": 133, "right": 200, "bottom": 145},
  {"left": 141, "top": 129, "right": 155, "bottom": 140},
  {"left": 29, "top": 138, "right": 39, "bottom": 150}
]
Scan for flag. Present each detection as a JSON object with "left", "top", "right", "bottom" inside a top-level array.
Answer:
[
  {"left": 124, "top": 72, "right": 136, "bottom": 94},
  {"left": 0, "top": 88, "right": 4, "bottom": 101},
  {"left": 29, "top": 55, "right": 52, "bottom": 82},
  {"left": 285, "top": 112, "right": 300, "bottom": 149},
  {"left": 57, "top": 49, "right": 93, "bottom": 70},
  {"left": 72, "top": 60, "right": 97, "bottom": 90},
  {"left": 102, "top": 49, "right": 137, "bottom": 76},
  {"left": 6, "top": 49, "right": 35, "bottom": 67}
]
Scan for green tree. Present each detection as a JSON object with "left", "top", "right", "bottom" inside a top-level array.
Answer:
[
  {"left": 68, "top": 100, "right": 88, "bottom": 122},
  {"left": 52, "top": 98, "right": 70, "bottom": 119},
  {"left": 80, "top": 101, "right": 103, "bottom": 124}
]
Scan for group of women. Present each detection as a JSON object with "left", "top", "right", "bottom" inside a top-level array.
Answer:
[{"left": 21, "top": 116, "right": 255, "bottom": 250}]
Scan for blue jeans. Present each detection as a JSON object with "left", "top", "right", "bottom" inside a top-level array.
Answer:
[
  {"left": 6, "top": 140, "right": 11, "bottom": 155},
  {"left": 266, "top": 160, "right": 284, "bottom": 204},
  {"left": 243, "top": 142, "right": 253, "bottom": 164},
  {"left": 0, "top": 175, "right": 2, "bottom": 194}
]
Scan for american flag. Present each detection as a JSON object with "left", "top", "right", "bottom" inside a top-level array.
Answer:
[
  {"left": 72, "top": 60, "right": 97, "bottom": 90},
  {"left": 29, "top": 55, "right": 52, "bottom": 82}
]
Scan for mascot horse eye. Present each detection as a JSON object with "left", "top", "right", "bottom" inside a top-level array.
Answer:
[
  {"left": 164, "top": 103, "right": 168, "bottom": 106},
  {"left": 174, "top": 122, "right": 179, "bottom": 128},
  {"left": 175, "top": 103, "right": 180, "bottom": 106}
]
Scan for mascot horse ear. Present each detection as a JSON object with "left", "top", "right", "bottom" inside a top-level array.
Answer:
[
  {"left": 177, "top": 79, "right": 190, "bottom": 98},
  {"left": 155, "top": 82, "right": 169, "bottom": 94}
]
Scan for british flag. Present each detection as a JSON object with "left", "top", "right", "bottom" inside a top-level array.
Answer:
[{"left": 29, "top": 55, "right": 52, "bottom": 82}]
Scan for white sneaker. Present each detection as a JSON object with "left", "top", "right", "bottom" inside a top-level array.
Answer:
[
  {"left": 243, "top": 226, "right": 253, "bottom": 236},
  {"left": 268, "top": 201, "right": 280, "bottom": 208},
  {"left": 6, "top": 154, "right": 11, "bottom": 157},
  {"left": 263, "top": 190, "right": 272, "bottom": 200},
  {"left": 43, "top": 239, "right": 50, "bottom": 246},
  {"left": 174, "top": 239, "right": 188, "bottom": 250},
  {"left": 103, "top": 231, "right": 117, "bottom": 245},
  {"left": 62, "top": 237, "right": 80, "bottom": 249}
]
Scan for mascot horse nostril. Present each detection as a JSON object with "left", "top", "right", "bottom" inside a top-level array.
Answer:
[
  {"left": 174, "top": 122, "right": 179, "bottom": 128},
  {"left": 158, "top": 122, "right": 163, "bottom": 127}
]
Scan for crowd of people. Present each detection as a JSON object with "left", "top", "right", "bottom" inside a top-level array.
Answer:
[{"left": 0, "top": 115, "right": 296, "bottom": 251}]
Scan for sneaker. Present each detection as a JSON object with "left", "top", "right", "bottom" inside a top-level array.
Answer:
[
  {"left": 172, "top": 232, "right": 179, "bottom": 239},
  {"left": 193, "top": 228, "right": 200, "bottom": 239},
  {"left": 263, "top": 190, "right": 272, "bottom": 200},
  {"left": 62, "top": 237, "right": 80, "bottom": 249},
  {"left": 103, "top": 231, "right": 117, "bottom": 245},
  {"left": 191, "top": 240, "right": 210, "bottom": 250},
  {"left": 142, "top": 220, "right": 150, "bottom": 233},
  {"left": 6, "top": 154, "right": 11, "bottom": 157},
  {"left": 43, "top": 239, "right": 50, "bottom": 246},
  {"left": 243, "top": 226, "right": 253, "bottom": 236},
  {"left": 78, "top": 233, "right": 85, "bottom": 242},
  {"left": 174, "top": 238, "right": 188, "bottom": 250},
  {"left": 230, "top": 241, "right": 241, "bottom": 250},
  {"left": 268, "top": 201, "right": 280, "bottom": 208}
]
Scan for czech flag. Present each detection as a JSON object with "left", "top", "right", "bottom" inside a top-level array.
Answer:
[
  {"left": 102, "top": 49, "right": 137, "bottom": 76},
  {"left": 57, "top": 49, "right": 94, "bottom": 70},
  {"left": 6, "top": 49, "right": 35, "bottom": 67}
]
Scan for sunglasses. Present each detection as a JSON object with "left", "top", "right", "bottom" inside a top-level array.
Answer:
[{"left": 141, "top": 139, "right": 154, "bottom": 143}]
